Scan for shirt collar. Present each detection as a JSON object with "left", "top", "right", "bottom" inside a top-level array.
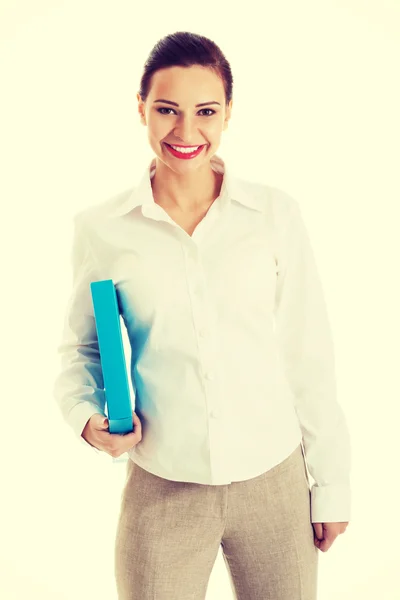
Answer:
[{"left": 109, "top": 153, "right": 264, "bottom": 217}]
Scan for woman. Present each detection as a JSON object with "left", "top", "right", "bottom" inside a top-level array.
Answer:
[{"left": 53, "top": 31, "right": 351, "bottom": 600}]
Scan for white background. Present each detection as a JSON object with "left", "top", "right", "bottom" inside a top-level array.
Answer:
[{"left": 1, "top": 1, "right": 399, "bottom": 598}]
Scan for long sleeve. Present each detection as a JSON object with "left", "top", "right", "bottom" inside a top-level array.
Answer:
[
  {"left": 273, "top": 191, "right": 352, "bottom": 523},
  {"left": 53, "top": 214, "right": 106, "bottom": 454}
]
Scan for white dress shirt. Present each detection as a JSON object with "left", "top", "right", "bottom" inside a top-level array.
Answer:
[{"left": 53, "top": 153, "right": 351, "bottom": 523}]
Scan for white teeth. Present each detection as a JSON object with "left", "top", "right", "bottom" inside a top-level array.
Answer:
[{"left": 169, "top": 144, "right": 200, "bottom": 153}]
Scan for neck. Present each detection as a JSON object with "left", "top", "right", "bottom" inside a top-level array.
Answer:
[{"left": 151, "top": 159, "right": 222, "bottom": 213}]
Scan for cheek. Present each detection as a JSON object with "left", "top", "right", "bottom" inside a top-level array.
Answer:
[
  {"left": 147, "top": 115, "right": 169, "bottom": 138},
  {"left": 206, "top": 119, "right": 224, "bottom": 136}
]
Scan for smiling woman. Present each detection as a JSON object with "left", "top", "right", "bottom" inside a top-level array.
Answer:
[{"left": 53, "top": 28, "right": 351, "bottom": 600}]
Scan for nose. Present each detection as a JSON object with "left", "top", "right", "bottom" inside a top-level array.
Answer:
[{"left": 173, "top": 116, "right": 200, "bottom": 145}]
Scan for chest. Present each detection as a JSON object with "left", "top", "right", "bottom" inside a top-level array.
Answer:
[
  {"left": 166, "top": 210, "right": 208, "bottom": 237},
  {"left": 154, "top": 198, "right": 215, "bottom": 238}
]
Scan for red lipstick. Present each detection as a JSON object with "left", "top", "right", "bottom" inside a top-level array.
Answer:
[{"left": 164, "top": 143, "right": 206, "bottom": 160}]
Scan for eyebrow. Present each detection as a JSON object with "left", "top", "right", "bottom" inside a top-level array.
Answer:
[{"left": 153, "top": 98, "right": 221, "bottom": 107}]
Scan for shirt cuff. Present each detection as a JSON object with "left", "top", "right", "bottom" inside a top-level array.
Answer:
[{"left": 310, "top": 482, "right": 352, "bottom": 523}]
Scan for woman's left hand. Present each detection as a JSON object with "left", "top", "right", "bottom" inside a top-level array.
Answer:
[{"left": 313, "top": 521, "right": 349, "bottom": 552}]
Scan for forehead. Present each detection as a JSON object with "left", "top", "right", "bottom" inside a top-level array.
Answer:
[{"left": 149, "top": 65, "right": 224, "bottom": 99}]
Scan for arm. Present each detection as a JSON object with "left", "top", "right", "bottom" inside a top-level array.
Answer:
[
  {"left": 273, "top": 191, "right": 352, "bottom": 523},
  {"left": 53, "top": 213, "right": 106, "bottom": 453}
]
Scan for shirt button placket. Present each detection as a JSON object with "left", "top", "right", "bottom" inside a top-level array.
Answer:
[{"left": 184, "top": 243, "right": 223, "bottom": 480}]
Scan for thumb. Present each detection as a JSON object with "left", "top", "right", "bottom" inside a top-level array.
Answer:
[
  {"left": 313, "top": 523, "right": 323, "bottom": 539},
  {"left": 93, "top": 413, "right": 109, "bottom": 430}
]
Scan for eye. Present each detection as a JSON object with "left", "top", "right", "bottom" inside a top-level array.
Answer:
[
  {"left": 157, "top": 107, "right": 175, "bottom": 116},
  {"left": 156, "top": 107, "right": 216, "bottom": 116},
  {"left": 200, "top": 108, "right": 215, "bottom": 116}
]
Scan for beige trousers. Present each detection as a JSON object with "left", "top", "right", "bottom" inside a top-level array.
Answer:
[{"left": 114, "top": 443, "right": 318, "bottom": 599}]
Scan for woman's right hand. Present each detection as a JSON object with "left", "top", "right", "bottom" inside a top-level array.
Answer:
[{"left": 81, "top": 411, "right": 142, "bottom": 457}]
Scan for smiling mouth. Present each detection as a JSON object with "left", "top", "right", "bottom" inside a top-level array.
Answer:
[{"left": 163, "top": 143, "right": 207, "bottom": 159}]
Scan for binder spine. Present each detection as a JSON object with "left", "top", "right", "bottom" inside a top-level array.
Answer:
[{"left": 90, "top": 279, "right": 133, "bottom": 435}]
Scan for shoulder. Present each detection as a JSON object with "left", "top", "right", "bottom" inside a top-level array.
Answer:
[
  {"left": 72, "top": 186, "right": 134, "bottom": 229},
  {"left": 237, "top": 176, "right": 300, "bottom": 225}
]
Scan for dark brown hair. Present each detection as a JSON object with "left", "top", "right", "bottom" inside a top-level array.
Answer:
[{"left": 138, "top": 31, "right": 233, "bottom": 106}]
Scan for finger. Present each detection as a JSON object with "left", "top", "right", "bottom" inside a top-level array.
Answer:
[
  {"left": 95, "top": 419, "right": 109, "bottom": 431},
  {"left": 107, "top": 436, "right": 137, "bottom": 456},
  {"left": 121, "top": 430, "right": 139, "bottom": 441},
  {"left": 124, "top": 427, "right": 142, "bottom": 449},
  {"left": 115, "top": 428, "right": 141, "bottom": 446}
]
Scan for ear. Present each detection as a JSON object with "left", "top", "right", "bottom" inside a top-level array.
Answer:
[
  {"left": 223, "top": 99, "right": 233, "bottom": 130},
  {"left": 137, "top": 92, "right": 146, "bottom": 125}
]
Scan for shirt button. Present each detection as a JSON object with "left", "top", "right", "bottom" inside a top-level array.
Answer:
[
  {"left": 205, "top": 371, "right": 214, "bottom": 381},
  {"left": 199, "top": 327, "right": 207, "bottom": 338}
]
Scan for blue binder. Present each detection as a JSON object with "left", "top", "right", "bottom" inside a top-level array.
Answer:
[{"left": 90, "top": 279, "right": 133, "bottom": 435}]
